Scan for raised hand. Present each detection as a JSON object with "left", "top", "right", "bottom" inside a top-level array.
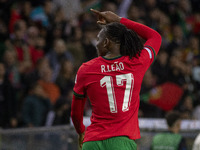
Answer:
[{"left": 90, "top": 9, "right": 121, "bottom": 25}]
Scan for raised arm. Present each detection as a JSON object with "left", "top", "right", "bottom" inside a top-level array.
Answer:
[
  {"left": 91, "top": 9, "right": 162, "bottom": 55},
  {"left": 120, "top": 18, "right": 161, "bottom": 54}
]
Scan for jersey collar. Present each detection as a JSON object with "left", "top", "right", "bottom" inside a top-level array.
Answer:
[{"left": 101, "top": 55, "right": 122, "bottom": 60}]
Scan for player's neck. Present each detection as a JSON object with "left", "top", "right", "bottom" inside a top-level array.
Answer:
[
  {"left": 104, "top": 52, "right": 121, "bottom": 59},
  {"left": 104, "top": 44, "right": 121, "bottom": 59}
]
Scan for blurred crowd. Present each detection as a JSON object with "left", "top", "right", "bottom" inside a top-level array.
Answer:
[{"left": 0, "top": 0, "right": 199, "bottom": 129}]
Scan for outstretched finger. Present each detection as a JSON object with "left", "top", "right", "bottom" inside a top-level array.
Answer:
[
  {"left": 90, "top": 9, "right": 106, "bottom": 18},
  {"left": 90, "top": 9, "right": 101, "bottom": 15}
]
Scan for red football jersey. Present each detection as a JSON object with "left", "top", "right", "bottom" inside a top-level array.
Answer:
[
  {"left": 74, "top": 47, "right": 155, "bottom": 142},
  {"left": 72, "top": 17, "right": 161, "bottom": 142}
]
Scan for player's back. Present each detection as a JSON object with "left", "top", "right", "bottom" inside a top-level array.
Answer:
[{"left": 76, "top": 54, "right": 151, "bottom": 142}]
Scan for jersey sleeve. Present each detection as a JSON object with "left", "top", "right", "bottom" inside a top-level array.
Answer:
[
  {"left": 71, "top": 95, "right": 86, "bottom": 134},
  {"left": 140, "top": 45, "right": 156, "bottom": 65},
  {"left": 120, "top": 17, "right": 162, "bottom": 60},
  {"left": 73, "top": 64, "right": 87, "bottom": 98}
]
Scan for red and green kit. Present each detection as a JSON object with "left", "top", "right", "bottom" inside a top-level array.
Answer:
[{"left": 71, "top": 18, "right": 161, "bottom": 143}]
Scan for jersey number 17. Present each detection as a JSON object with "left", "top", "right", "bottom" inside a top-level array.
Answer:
[{"left": 100, "top": 73, "right": 134, "bottom": 113}]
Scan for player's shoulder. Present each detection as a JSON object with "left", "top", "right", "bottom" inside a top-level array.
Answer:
[
  {"left": 84, "top": 57, "right": 100, "bottom": 66},
  {"left": 78, "top": 57, "right": 100, "bottom": 71},
  {"left": 128, "top": 46, "right": 155, "bottom": 65},
  {"left": 141, "top": 45, "right": 156, "bottom": 61}
]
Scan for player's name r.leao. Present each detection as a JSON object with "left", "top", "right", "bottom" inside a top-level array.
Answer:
[{"left": 101, "top": 62, "right": 124, "bottom": 73}]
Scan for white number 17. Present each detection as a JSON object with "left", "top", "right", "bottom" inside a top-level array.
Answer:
[{"left": 100, "top": 73, "right": 134, "bottom": 113}]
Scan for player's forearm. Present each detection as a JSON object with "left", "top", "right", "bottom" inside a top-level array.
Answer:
[
  {"left": 71, "top": 95, "right": 86, "bottom": 134},
  {"left": 120, "top": 17, "right": 161, "bottom": 40},
  {"left": 120, "top": 18, "right": 162, "bottom": 53}
]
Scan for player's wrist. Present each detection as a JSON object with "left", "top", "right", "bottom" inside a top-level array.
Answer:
[
  {"left": 79, "top": 131, "right": 85, "bottom": 136},
  {"left": 117, "top": 17, "right": 122, "bottom": 23}
]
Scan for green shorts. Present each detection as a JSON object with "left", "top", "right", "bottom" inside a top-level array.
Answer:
[{"left": 82, "top": 136, "right": 137, "bottom": 150}]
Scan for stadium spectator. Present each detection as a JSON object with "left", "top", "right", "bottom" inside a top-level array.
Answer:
[
  {"left": 45, "top": 38, "right": 74, "bottom": 81},
  {"left": 127, "top": 5, "right": 142, "bottom": 22},
  {"left": 52, "top": 0, "right": 82, "bottom": 20},
  {"left": 45, "top": 97, "right": 71, "bottom": 126},
  {"left": 22, "top": 57, "right": 50, "bottom": 90},
  {"left": 71, "top": 9, "right": 161, "bottom": 149},
  {"left": 0, "top": 63, "right": 18, "bottom": 128},
  {"left": 30, "top": 0, "right": 53, "bottom": 28},
  {"left": 179, "top": 95, "right": 194, "bottom": 119},
  {"left": 11, "top": 20, "right": 33, "bottom": 73},
  {"left": 27, "top": 26, "right": 45, "bottom": 66},
  {"left": 183, "top": 36, "right": 200, "bottom": 64},
  {"left": 22, "top": 82, "right": 52, "bottom": 127},
  {"left": 167, "top": 25, "right": 186, "bottom": 56},
  {"left": 55, "top": 59, "right": 74, "bottom": 98},
  {"left": 168, "top": 49, "right": 187, "bottom": 86},
  {"left": 3, "top": 50, "right": 21, "bottom": 89},
  {"left": 151, "top": 111, "right": 187, "bottom": 150},
  {"left": 20, "top": 1, "right": 33, "bottom": 24},
  {"left": 0, "top": 19, "right": 8, "bottom": 60},
  {"left": 101, "top": 1, "right": 117, "bottom": 13},
  {"left": 140, "top": 69, "right": 163, "bottom": 118},
  {"left": 151, "top": 50, "right": 169, "bottom": 84},
  {"left": 67, "top": 26, "right": 85, "bottom": 69},
  {"left": 38, "top": 66, "right": 61, "bottom": 105},
  {"left": 81, "top": 22, "right": 99, "bottom": 61},
  {"left": 29, "top": 35, "right": 45, "bottom": 66}
]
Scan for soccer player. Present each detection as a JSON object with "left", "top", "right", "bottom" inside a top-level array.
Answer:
[
  {"left": 151, "top": 111, "right": 187, "bottom": 150},
  {"left": 71, "top": 9, "right": 162, "bottom": 150}
]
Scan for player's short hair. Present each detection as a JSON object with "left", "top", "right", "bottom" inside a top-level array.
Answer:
[
  {"left": 103, "top": 22, "right": 143, "bottom": 59},
  {"left": 165, "top": 111, "right": 181, "bottom": 127}
]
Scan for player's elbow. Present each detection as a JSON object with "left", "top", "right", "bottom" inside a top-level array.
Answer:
[
  {"left": 154, "top": 30, "right": 162, "bottom": 43},
  {"left": 158, "top": 32, "right": 162, "bottom": 44},
  {"left": 154, "top": 31, "right": 162, "bottom": 49}
]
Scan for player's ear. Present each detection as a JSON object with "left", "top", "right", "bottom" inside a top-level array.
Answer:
[{"left": 103, "top": 38, "right": 110, "bottom": 48}]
